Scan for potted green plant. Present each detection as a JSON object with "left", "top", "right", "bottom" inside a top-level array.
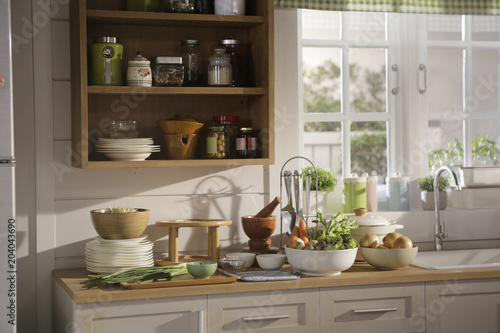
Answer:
[
  {"left": 418, "top": 176, "right": 450, "bottom": 210},
  {"left": 302, "top": 166, "right": 338, "bottom": 213}
]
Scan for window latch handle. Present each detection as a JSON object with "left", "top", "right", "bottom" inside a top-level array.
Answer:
[
  {"left": 418, "top": 64, "right": 427, "bottom": 94},
  {"left": 391, "top": 65, "right": 399, "bottom": 95}
]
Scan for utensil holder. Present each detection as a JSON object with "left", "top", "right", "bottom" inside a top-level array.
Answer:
[{"left": 279, "top": 156, "right": 318, "bottom": 250}]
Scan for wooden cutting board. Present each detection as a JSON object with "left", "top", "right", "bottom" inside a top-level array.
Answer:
[{"left": 120, "top": 269, "right": 239, "bottom": 290}]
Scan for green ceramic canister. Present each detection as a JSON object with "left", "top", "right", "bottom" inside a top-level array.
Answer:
[
  {"left": 342, "top": 173, "right": 367, "bottom": 214},
  {"left": 89, "top": 37, "right": 124, "bottom": 86}
]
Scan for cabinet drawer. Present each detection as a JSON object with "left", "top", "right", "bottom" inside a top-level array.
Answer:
[
  {"left": 208, "top": 289, "right": 320, "bottom": 333},
  {"left": 320, "top": 283, "right": 425, "bottom": 333}
]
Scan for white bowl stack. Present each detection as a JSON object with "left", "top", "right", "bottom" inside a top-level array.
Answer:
[
  {"left": 85, "top": 235, "right": 154, "bottom": 273},
  {"left": 95, "top": 138, "right": 160, "bottom": 161}
]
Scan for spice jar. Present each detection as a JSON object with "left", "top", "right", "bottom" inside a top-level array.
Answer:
[
  {"left": 180, "top": 39, "right": 203, "bottom": 86},
  {"left": 207, "top": 47, "right": 232, "bottom": 86},
  {"left": 213, "top": 115, "right": 239, "bottom": 158},
  {"left": 220, "top": 37, "right": 246, "bottom": 87},
  {"left": 207, "top": 126, "right": 228, "bottom": 158},
  {"left": 127, "top": 51, "right": 152, "bottom": 87},
  {"left": 236, "top": 127, "right": 257, "bottom": 158},
  {"left": 153, "top": 56, "right": 184, "bottom": 86}
]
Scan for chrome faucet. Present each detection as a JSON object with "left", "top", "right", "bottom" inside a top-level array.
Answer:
[{"left": 434, "top": 166, "right": 461, "bottom": 251}]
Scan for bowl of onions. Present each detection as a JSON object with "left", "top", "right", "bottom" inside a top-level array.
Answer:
[{"left": 359, "top": 232, "right": 418, "bottom": 270}]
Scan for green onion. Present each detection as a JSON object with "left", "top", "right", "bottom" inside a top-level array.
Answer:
[{"left": 85, "top": 264, "right": 188, "bottom": 289}]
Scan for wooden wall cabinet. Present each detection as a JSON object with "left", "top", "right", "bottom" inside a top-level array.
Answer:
[{"left": 70, "top": 0, "right": 274, "bottom": 168}]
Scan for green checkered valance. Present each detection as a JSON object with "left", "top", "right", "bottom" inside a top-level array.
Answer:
[{"left": 274, "top": 0, "right": 500, "bottom": 15}]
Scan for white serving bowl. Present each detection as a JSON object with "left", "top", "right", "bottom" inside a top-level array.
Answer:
[
  {"left": 256, "top": 254, "right": 286, "bottom": 270},
  {"left": 285, "top": 246, "right": 358, "bottom": 276},
  {"left": 360, "top": 246, "right": 418, "bottom": 270},
  {"left": 226, "top": 252, "right": 256, "bottom": 269}
]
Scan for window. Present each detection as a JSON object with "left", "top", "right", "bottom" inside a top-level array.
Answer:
[{"left": 300, "top": 10, "right": 500, "bottom": 185}]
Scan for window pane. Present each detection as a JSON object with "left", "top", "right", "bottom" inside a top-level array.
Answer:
[
  {"left": 427, "top": 15, "right": 462, "bottom": 41},
  {"left": 427, "top": 120, "right": 463, "bottom": 173},
  {"left": 350, "top": 121, "right": 387, "bottom": 176},
  {"left": 301, "top": 9, "right": 340, "bottom": 40},
  {"left": 472, "top": 16, "right": 500, "bottom": 41},
  {"left": 303, "top": 48, "right": 341, "bottom": 113},
  {"left": 349, "top": 48, "right": 387, "bottom": 113},
  {"left": 304, "top": 122, "right": 342, "bottom": 174},
  {"left": 471, "top": 49, "right": 500, "bottom": 113},
  {"left": 470, "top": 119, "right": 500, "bottom": 166},
  {"left": 427, "top": 48, "right": 463, "bottom": 114},
  {"left": 347, "top": 12, "right": 386, "bottom": 41}
]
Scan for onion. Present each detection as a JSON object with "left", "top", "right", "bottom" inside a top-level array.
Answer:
[
  {"left": 393, "top": 235, "right": 413, "bottom": 249},
  {"left": 359, "top": 233, "right": 380, "bottom": 248},
  {"left": 383, "top": 232, "right": 402, "bottom": 248}
]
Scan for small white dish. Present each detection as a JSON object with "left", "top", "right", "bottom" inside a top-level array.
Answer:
[
  {"left": 256, "top": 254, "right": 286, "bottom": 270},
  {"left": 226, "top": 252, "right": 255, "bottom": 269}
]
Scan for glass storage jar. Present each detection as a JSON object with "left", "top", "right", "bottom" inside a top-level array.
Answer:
[
  {"left": 236, "top": 127, "right": 257, "bottom": 158},
  {"left": 181, "top": 39, "right": 203, "bottom": 86},
  {"left": 163, "top": 0, "right": 194, "bottom": 12},
  {"left": 220, "top": 37, "right": 246, "bottom": 87},
  {"left": 207, "top": 47, "right": 232, "bottom": 86},
  {"left": 206, "top": 126, "right": 228, "bottom": 159},
  {"left": 153, "top": 56, "right": 184, "bottom": 86},
  {"left": 213, "top": 115, "right": 239, "bottom": 158}
]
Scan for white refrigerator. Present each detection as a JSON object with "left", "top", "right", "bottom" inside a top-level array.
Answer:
[{"left": 0, "top": 0, "right": 17, "bottom": 332}]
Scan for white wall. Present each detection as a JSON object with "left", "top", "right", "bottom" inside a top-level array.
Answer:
[{"left": 11, "top": 3, "right": 500, "bottom": 332}]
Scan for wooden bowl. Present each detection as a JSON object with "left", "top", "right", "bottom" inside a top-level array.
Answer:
[{"left": 90, "top": 208, "right": 150, "bottom": 239}]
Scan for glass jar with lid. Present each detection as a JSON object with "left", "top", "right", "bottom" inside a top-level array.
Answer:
[
  {"left": 153, "top": 56, "right": 184, "bottom": 86},
  {"left": 236, "top": 127, "right": 257, "bottom": 158},
  {"left": 213, "top": 115, "right": 239, "bottom": 158},
  {"left": 206, "top": 126, "right": 228, "bottom": 159},
  {"left": 163, "top": 0, "right": 194, "bottom": 12},
  {"left": 180, "top": 39, "right": 203, "bottom": 86},
  {"left": 220, "top": 37, "right": 246, "bottom": 87},
  {"left": 207, "top": 47, "right": 232, "bottom": 86}
]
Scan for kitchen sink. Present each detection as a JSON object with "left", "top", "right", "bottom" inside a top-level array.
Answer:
[{"left": 411, "top": 248, "right": 500, "bottom": 270}]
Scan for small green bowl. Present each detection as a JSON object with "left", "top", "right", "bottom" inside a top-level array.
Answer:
[{"left": 186, "top": 261, "right": 217, "bottom": 279}]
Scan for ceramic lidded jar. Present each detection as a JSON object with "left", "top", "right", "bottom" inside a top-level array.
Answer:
[
  {"left": 363, "top": 172, "right": 378, "bottom": 212},
  {"left": 127, "top": 51, "right": 152, "bottom": 87},
  {"left": 342, "top": 173, "right": 367, "bottom": 214},
  {"left": 386, "top": 172, "right": 410, "bottom": 211}
]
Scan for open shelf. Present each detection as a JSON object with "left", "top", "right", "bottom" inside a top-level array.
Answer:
[{"left": 70, "top": 0, "right": 274, "bottom": 169}]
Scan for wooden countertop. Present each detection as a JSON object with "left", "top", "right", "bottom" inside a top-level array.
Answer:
[{"left": 53, "top": 263, "right": 500, "bottom": 304}]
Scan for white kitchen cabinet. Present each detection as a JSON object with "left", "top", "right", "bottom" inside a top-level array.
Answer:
[
  {"left": 207, "top": 289, "right": 320, "bottom": 333},
  {"left": 53, "top": 282, "right": 207, "bottom": 333},
  {"left": 320, "top": 283, "right": 426, "bottom": 333},
  {"left": 426, "top": 278, "right": 500, "bottom": 333}
]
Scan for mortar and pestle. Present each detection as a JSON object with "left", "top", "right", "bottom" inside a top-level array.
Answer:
[{"left": 242, "top": 197, "right": 281, "bottom": 253}]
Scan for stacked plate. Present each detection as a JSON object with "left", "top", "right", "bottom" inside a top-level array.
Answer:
[
  {"left": 95, "top": 138, "right": 160, "bottom": 161},
  {"left": 85, "top": 235, "right": 154, "bottom": 273}
]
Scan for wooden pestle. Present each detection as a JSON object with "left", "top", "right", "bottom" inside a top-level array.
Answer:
[{"left": 254, "top": 196, "right": 282, "bottom": 218}]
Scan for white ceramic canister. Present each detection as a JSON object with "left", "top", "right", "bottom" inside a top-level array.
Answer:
[
  {"left": 214, "top": 0, "right": 245, "bottom": 15},
  {"left": 363, "top": 172, "right": 378, "bottom": 212},
  {"left": 127, "top": 51, "right": 152, "bottom": 87},
  {"left": 386, "top": 172, "right": 410, "bottom": 211}
]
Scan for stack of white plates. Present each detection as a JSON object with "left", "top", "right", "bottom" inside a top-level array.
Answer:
[
  {"left": 95, "top": 138, "right": 160, "bottom": 161},
  {"left": 85, "top": 235, "right": 154, "bottom": 273}
]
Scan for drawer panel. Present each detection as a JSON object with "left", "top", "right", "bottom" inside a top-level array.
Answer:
[
  {"left": 320, "top": 283, "right": 425, "bottom": 333},
  {"left": 208, "top": 289, "right": 320, "bottom": 333}
]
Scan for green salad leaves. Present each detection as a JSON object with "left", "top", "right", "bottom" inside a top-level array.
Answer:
[{"left": 308, "top": 212, "right": 359, "bottom": 250}]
